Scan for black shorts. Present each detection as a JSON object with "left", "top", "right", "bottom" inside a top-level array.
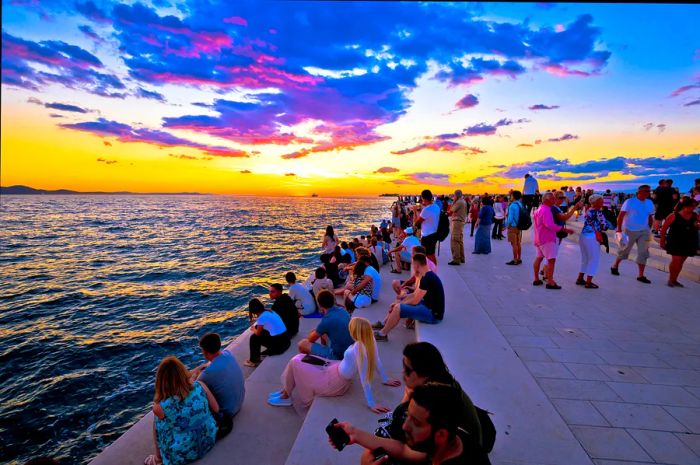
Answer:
[
  {"left": 421, "top": 233, "right": 439, "bottom": 255},
  {"left": 654, "top": 207, "right": 672, "bottom": 221}
]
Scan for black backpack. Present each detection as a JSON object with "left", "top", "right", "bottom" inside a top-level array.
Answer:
[
  {"left": 437, "top": 211, "right": 450, "bottom": 241},
  {"left": 515, "top": 201, "right": 532, "bottom": 231}
]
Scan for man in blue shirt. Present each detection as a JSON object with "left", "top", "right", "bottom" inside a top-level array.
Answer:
[
  {"left": 191, "top": 333, "right": 245, "bottom": 439},
  {"left": 297, "top": 290, "right": 353, "bottom": 360},
  {"left": 505, "top": 190, "right": 525, "bottom": 266}
]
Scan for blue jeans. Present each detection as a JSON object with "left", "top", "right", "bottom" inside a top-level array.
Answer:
[
  {"left": 310, "top": 342, "right": 341, "bottom": 360},
  {"left": 399, "top": 302, "right": 439, "bottom": 324}
]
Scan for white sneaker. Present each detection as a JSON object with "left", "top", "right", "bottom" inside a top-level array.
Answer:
[
  {"left": 268, "top": 390, "right": 284, "bottom": 399},
  {"left": 268, "top": 396, "right": 292, "bottom": 407}
]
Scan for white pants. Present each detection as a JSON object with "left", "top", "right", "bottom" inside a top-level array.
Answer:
[{"left": 579, "top": 234, "right": 601, "bottom": 277}]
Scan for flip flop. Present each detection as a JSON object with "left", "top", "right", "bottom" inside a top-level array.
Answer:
[
  {"left": 244, "top": 360, "right": 260, "bottom": 368},
  {"left": 144, "top": 455, "right": 162, "bottom": 465}
]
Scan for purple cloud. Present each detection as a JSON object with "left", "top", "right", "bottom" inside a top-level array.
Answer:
[
  {"left": 463, "top": 118, "right": 529, "bottom": 136},
  {"left": 76, "top": 1, "right": 111, "bottom": 24},
  {"left": 2, "top": 32, "right": 125, "bottom": 97},
  {"left": 487, "top": 154, "right": 700, "bottom": 181},
  {"left": 547, "top": 133, "right": 579, "bottom": 142},
  {"left": 685, "top": 99, "right": 700, "bottom": 107},
  {"left": 529, "top": 104, "right": 560, "bottom": 110},
  {"left": 403, "top": 172, "right": 457, "bottom": 186},
  {"left": 61, "top": 118, "right": 250, "bottom": 157},
  {"left": 136, "top": 88, "right": 166, "bottom": 102},
  {"left": 455, "top": 94, "right": 479, "bottom": 110}
]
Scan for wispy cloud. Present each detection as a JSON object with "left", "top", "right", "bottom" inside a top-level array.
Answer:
[
  {"left": 547, "top": 133, "right": 579, "bottom": 142},
  {"left": 528, "top": 104, "right": 559, "bottom": 110},
  {"left": 454, "top": 94, "right": 479, "bottom": 110}
]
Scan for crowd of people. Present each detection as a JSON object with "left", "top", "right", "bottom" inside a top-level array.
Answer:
[{"left": 27, "top": 180, "right": 694, "bottom": 465}]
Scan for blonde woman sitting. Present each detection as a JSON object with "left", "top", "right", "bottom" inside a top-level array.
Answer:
[
  {"left": 144, "top": 356, "right": 219, "bottom": 465},
  {"left": 267, "top": 317, "right": 400, "bottom": 412}
]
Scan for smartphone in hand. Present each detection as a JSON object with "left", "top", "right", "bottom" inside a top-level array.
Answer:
[{"left": 326, "top": 418, "right": 350, "bottom": 451}]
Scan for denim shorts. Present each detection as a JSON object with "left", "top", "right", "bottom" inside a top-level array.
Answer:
[
  {"left": 399, "top": 302, "right": 439, "bottom": 324},
  {"left": 310, "top": 343, "right": 340, "bottom": 360}
]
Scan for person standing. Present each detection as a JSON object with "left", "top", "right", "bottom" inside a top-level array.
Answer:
[
  {"left": 505, "top": 190, "right": 526, "bottom": 265},
  {"left": 473, "top": 196, "right": 494, "bottom": 254},
  {"left": 576, "top": 195, "right": 610, "bottom": 289},
  {"left": 448, "top": 189, "right": 467, "bottom": 265},
  {"left": 522, "top": 173, "right": 539, "bottom": 211},
  {"left": 611, "top": 185, "right": 655, "bottom": 283},
  {"left": 322, "top": 225, "right": 338, "bottom": 256},
  {"left": 469, "top": 197, "right": 480, "bottom": 237},
  {"left": 653, "top": 179, "right": 676, "bottom": 236},
  {"left": 491, "top": 195, "right": 505, "bottom": 240},
  {"left": 533, "top": 192, "right": 571, "bottom": 289},
  {"left": 660, "top": 197, "right": 699, "bottom": 287},
  {"left": 413, "top": 189, "right": 440, "bottom": 266}
]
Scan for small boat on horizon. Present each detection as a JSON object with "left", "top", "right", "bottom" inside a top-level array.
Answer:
[{"left": 311, "top": 193, "right": 319, "bottom": 197}]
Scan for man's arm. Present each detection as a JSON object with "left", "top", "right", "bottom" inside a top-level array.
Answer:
[
  {"left": 351, "top": 275, "right": 372, "bottom": 294},
  {"left": 616, "top": 211, "right": 627, "bottom": 232},
  {"left": 402, "top": 287, "right": 426, "bottom": 305},
  {"left": 333, "top": 423, "right": 428, "bottom": 463},
  {"left": 306, "top": 329, "right": 321, "bottom": 344}
]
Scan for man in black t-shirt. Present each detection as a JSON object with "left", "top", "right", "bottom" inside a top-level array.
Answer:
[
  {"left": 269, "top": 283, "right": 299, "bottom": 337},
  {"left": 653, "top": 179, "right": 676, "bottom": 234},
  {"left": 375, "top": 253, "right": 444, "bottom": 342}
]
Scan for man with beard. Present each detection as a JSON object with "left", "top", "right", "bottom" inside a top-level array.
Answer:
[{"left": 329, "top": 383, "right": 489, "bottom": 465}]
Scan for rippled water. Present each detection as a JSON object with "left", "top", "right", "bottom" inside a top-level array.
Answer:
[{"left": 0, "top": 195, "right": 393, "bottom": 465}]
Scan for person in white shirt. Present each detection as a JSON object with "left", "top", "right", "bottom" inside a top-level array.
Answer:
[
  {"left": 388, "top": 227, "right": 420, "bottom": 273},
  {"left": 267, "top": 318, "right": 400, "bottom": 411},
  {"left": 245, "top": 299, "right": 290, "bottom": 367},
  {"left": 413, "top": 189, "right": 440, "bottom": 265},
  {"left": 491, "top": 195, "right": 506, "bottom": 240},
  {"left": 610, "top": 185, "right": 655, "bottom": 283},
  {"left": 286, "top": 271, "right": 317, "bottom": 316},
  {"left": 523, "top": 173, "right": 539, "bottom": 211}
]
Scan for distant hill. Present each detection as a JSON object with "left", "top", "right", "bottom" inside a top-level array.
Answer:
[{"left": 0, "top": 185, "right": 204, "bottom": 195}]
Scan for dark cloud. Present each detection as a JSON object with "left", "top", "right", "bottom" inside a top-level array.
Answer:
[
  {"left": 61, "top": 118, "right": 250, "bottom": 157},
  {"left": 44, "top": 102, "right": 90, "bottom": 113},
  {"left": 284, "top": 172, "right": 296, "bottom": 176},
  {"left": 685, "top": 99, "right": 700, "bottom": 107},
  {"left": 240, "top": 169, "right": 252, "bottom": 174},
  {"left": 136, "top": 88, "right": 166, "bottom": 102},
  {"left": 78, "top": 24, "right": 104, "bottom": 43},
  {"left": 529, "top": 104, "right": 559, "bottom": 110},
  {"left": 76, "top": 1, "right": 111, "bottom": 24},
  {"left": 96, "top": 157, "right": 117, "bottom": 165}
]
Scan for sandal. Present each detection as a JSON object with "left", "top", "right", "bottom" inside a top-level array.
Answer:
[
  {"left": 673, "top": 281, "right": 684, "bottom": 288},
  {"left": 144, "top": 455, "right": 162, "bottom": 465},
  {"left": 372, "top": 321, "right": 384, "bottom": 330},
  {"left": 532, "top": 280, "right": 544, "bottom": 286},
  {"left": 244, "top": 360, "right": 260, "bottom": 368},
  {"left": 575, "top": 279, "right": 586, "bottom": 286},
  {"left": 584, "top": 282, "right": 599, "bottom": 289}
]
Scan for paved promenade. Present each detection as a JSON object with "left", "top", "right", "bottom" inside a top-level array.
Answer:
[
  {"left": 90, "top": 226, "right": 699, "bottom": 465},
  {"left": 456, "top": 228, "right": 700, "bottom": 464}
]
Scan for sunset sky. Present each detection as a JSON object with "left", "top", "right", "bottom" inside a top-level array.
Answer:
[{"left": 2, "top": 1, "right": 699, "bottom": 196}]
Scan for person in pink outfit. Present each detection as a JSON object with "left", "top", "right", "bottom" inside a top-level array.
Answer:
[
  {"left": 267, "top": 317, "right": 400, "bottom": 413},
  {"left": 532, "top": 192, "right": 572, "bottom": 289}
]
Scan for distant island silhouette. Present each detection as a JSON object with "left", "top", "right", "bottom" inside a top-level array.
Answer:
[{"left": 0, "top": 185, "right": 204, "bottom": 195}]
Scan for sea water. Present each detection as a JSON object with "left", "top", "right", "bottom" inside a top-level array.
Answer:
[{"left": 0, "top": 195, "right": 393, "bottom": 465}]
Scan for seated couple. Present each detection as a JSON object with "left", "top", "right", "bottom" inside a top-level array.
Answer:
[
  {"left": 267, "top": 311, "right": 401, "bottom": 412},
  {"left": 330, "top": 342, "right": 491, "bottom": 465},
  {"left": 145, "top": 333, "right": 245, "bottom": 465},
  {"left": 335, "top": 256, "right": 381, "bottom": 312},
  {"left": 244, "top": 283, "right": 300, "bottom": 367},
  {"left": 285, "top": 271, "right": 317, "bottom": 317},
  {"left": 375, "top": 253, "right": 444, "bottom": 342}
]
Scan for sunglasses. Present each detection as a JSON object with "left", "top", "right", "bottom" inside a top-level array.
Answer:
[{"left": 403, "top": 362, "right": 414, "bottom": 376}]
